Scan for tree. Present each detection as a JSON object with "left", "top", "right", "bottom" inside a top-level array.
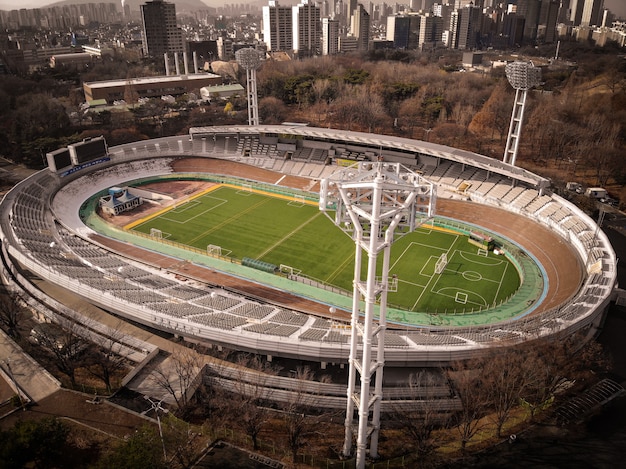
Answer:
[
  {"left": 446, "top": 360, "right": 490, "bottom": 450},
  {"left": 389, "top": 371, "right": 448, "bottom": 455},
  {"left": 162, "top": 414, "right": 198, "bottom": 469},
  {"left": 85, "top": 318, "right": 130, "bottom": 394},
  {"left": 281, "top": 366, "right": 333, "bottom": 463},
  {"left": 93, "top": 424, "right": 166, "bottom": 469},
  {"left": 398, "top": 96, "right": 425, "bottom": 137},
  {"left": 150, "top": 348, "right": 203, "bottom": 413},
  {"left": 31, "top": 320, "right": 88, "bottom": 388},
  {"left": 520, "top": 335, "right": 610, "bottom": 420},
  {"left": 259, "top": 96, "right": 288, "bottom": 124},
  {"left": 0, "top": 417, "right": 70, "bottom": 469},
  {"left": 468, "top": 82, "right": 512, "bottom": 141},
  {"left": 227, "top": 354, "right": 276, "bottom": 450},
  {"left": 481, "top": 346, "right": 532, "bottom": 438},
  {"left": 355, "top": 86, "right": 388, "bottom": 133},
  {"left": 0, "top": 291, "right": 26, "bottom": 339}
]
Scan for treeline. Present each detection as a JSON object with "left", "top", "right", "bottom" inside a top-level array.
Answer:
[{"left": 0, "top": 43, "right": 624, "bottom": 199}]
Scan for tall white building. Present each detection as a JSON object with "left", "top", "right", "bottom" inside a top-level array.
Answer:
[
  {"left": 262, "top": 1, "right": 293, "bottom": 52},
  {"left": 293, "top": 0, "right": 321, "bottom": 57},
  {"left": 322, "top": 17, "right": 340, "bottom": 55}
]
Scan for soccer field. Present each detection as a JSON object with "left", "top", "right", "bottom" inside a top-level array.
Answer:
[{"left": 129, "top": 185, "right": 521, "bottom": 313}]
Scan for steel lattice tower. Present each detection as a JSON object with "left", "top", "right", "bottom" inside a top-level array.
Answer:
[{"left": 320, "top": 161, "right": 435, "bottom": 469}]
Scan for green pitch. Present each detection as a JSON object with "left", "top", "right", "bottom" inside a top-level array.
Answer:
[{"left": 130, "top": 185, "right": 520, "bottom": 313}]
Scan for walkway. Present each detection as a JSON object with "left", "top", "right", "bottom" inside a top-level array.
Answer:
[{"left": 0, "top": 328, "right": 61, "bottom": 403}]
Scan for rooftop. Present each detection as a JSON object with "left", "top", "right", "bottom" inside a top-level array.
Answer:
[{"left": 84, "top": 73, "right": 221, "bottom": 89}]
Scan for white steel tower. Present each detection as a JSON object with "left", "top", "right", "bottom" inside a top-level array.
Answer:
[
  {"left": 235, "top": 48, "right": 262, "bottom": 126},
  {"left": 503, "top": 61, "right": 541, "bottom": 166},
  {"left": 320, "top": 161, "right": 436, "bottom": 469}
]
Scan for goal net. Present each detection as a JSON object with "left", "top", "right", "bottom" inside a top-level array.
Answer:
[
  {"left": 288, "top": 194, "right": 306, "bottom": 207},
  {"left": 207, "top": 244, "right": 232, "bottom": 257},
  {"left": 237, "top": 184, "right": 253, "bottom": 196},
  {"left": 150, "top": 228, "right": 162, "bottom": 239},
  {"left": 207, "top": 244, "right": 222, "bottom": 256},
  {"left": 279, "top": 264, "right": 302, "bottom": 276},
  {"left": 435, "top": 253, "right": 448, "bottom": 274}
]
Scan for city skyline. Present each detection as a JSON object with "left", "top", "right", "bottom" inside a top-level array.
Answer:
[{"left": 1, "top": 0, "right": 625, "bottom": 19}]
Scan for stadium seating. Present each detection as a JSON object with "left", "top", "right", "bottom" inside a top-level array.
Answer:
[{"left": 0, "top": 127, "right": 616, "bottom": 368}]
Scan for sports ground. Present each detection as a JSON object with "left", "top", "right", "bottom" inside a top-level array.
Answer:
[{"left": 125, "top": 184, "right": 523, "bottom": 315}]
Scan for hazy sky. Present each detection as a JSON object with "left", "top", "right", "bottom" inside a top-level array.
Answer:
[{"left": 1, "top": 0, "right": 625, "bottom": 20}]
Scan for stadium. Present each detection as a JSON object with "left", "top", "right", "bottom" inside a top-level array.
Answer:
[{"left": 0, "top": 124, "right": 618, "bottom": 407}]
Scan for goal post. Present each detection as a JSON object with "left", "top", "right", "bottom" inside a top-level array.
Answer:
[
  {"left": 237, "top": 184, "right": 253, "bottom": 196},
  {"left": 279, "top": 264, "right": 302, "bottom": 276},
  {"left": 435, "top": 253, "right": 448, "bottom": 274},
  {"left": 288, "top": 194, "right": 306, "bottom": 207},
  {"left": 150, "top": 228, "right": 162, "bottom": 239},
  {"left": 207, "top": 244, "right": 222, "bottom": 256}
]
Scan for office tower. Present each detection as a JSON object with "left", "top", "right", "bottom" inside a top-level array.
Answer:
[
  {"left": 387, "top": 15, "right": 412, "bottom": 48},
  {"left": 518, "top": 0, "right": 542, "bottom": 43},
  {"left": 419, "top": 13, "right": 443, "bottom": 48},
  {"left": 569, "top": 0, "right": 584, "bottom": 24},
  {"left": 581, "top": 0, "right": 604, "bottom": 26},
  {"left": 293, "top": 0, "right": 321, "bottom": 57},
  {"left": 262, "top": 1, "right": 294, "bottom": 52},
  {"left": 140, "top": 0, "right": 184, "bottom": 58},
  {"left": 351, "top": 3, "right": 370, "bottom": 50},
  {"left": 322, "top": 17, "right": 340, "bottom": 55},
  {"left": 450, "top": 4, "right": 481, "bottom": 49},
  {"left": 538, "top": 0, "right": 560, "bottom": 43}
]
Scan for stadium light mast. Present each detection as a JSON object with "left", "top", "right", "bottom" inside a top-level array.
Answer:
[
  {"left": 320, "top": 161, "right": 436, "bottom": 469},
  {"left": 235, "top": 48, "right": 262, "bottom": 126},
  {"left": 503, "top": 61, "right": 541, "bottom": 166}
]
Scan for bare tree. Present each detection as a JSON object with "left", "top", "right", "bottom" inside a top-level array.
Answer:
[
  {"left": 468, "top": 82, "right": 512, "bottom": 141},
  {"left": 446, "top": 360, "right": 490, "bottom": 450},
  {"left": 85, "top": 318, "right": 130, "bottom": 394},
  {"left": 226, "top": 354, "right": 277, "bottom": 450},
  {"left": 481, "top": 346, "right": 531, "bottom": 438},
  {"left": 281, "top": 366, "right": 334, "bottom": 463},
  {"left": 0, "top": 291, "right": 26, "bottom": 339},
  {"left": 521, "top": 335, "right": 610, "bottom": 420},
  {"left": 150, "top": 348, "right": 203, "bottom": 413},
  {"left": 389, "top": 370, "right": 449, "bottom": 455},
  {"left": 30, "top": 320, "right": 88, "bottom": 388},
  {"left": 162, "top": 413, "right": 198, "bottom": 469}
]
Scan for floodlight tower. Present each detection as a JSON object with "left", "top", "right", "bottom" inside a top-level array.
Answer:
[
  {"left": 235, "top": 48, "right": 262, "bottom": 126},
  {"left": 320, "top": 161, "right": 436, "bottom": 469},
  {"left": 503, "top": 61, "right": 541, "bottom": 166}
]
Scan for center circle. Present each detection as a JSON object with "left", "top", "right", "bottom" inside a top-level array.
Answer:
[{"left": 462, "top": 271, "right": 483, "bottom": 282}]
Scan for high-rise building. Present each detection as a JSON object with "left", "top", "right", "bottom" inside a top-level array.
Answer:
[
  {"left": 450, "top": 5, "right": 482, "bottom": 49},
  {"left": 351, "top": 3, "right": 370, "bottom": 50},
  {"left": 293, "top": 0, "right": 321, "bottom": 57},
  {"left": 387, "top": 15, "right": 412, "bottom": 48},
  {"left": 518, "top": 0, "right": 542, "bottom": 43},
  {"left": 140, "top": 0, "right": 185, "bottom": 58},
  {"left": 322, "top": 17, "right": 340, "bottom": 55},
  {"left": 538, "top": 0, "right": 560, "bottom": 43},
  {"left": 419, "top": 13, "right": 443, "bottom": 49},
  {"left": 569, "top": 0, "right": 585, "bottom": 25},
  {"left": 581, "top": 0, "right": 604, "bottom": 26},
  {"left": 262, "top": 1, "right": 294, "bottom": 52}
]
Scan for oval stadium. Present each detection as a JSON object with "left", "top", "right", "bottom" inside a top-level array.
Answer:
[{"left": 0, "top": 124, "right": 618, "bottom": 404}]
